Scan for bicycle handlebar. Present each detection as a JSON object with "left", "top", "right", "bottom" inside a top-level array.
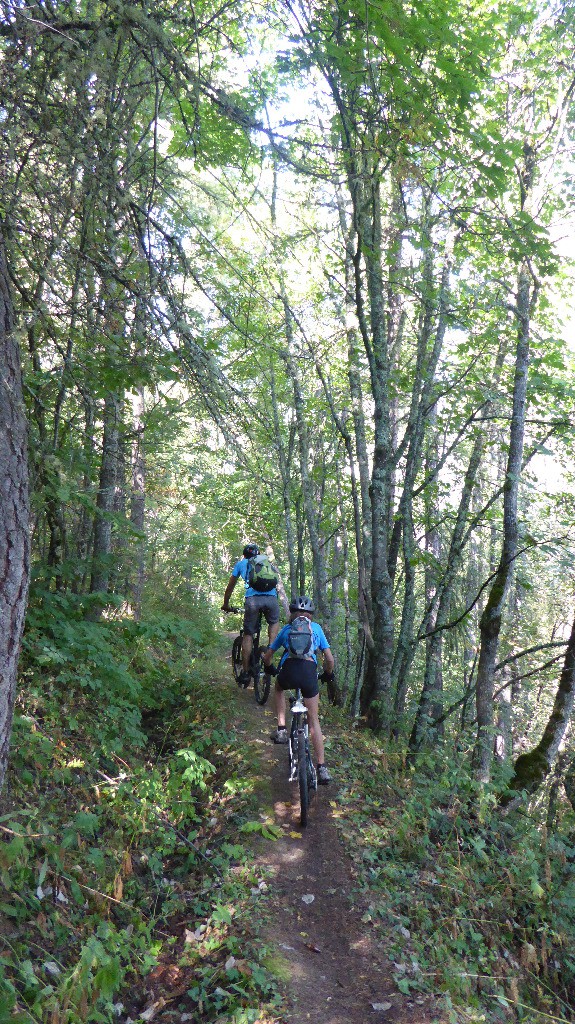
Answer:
[{"left": 222, "top": 605, "right": 241, "bottom": 614}]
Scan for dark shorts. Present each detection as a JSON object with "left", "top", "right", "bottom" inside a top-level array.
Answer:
[
  {"left": 277, "top": 658, "right": 319, "bottom": 699},
  {"left": 243, "top": 594, "right": 280, "bottom": 636}
]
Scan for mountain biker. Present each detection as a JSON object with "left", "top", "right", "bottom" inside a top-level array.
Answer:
[
  {"left": 262, "top": 595, "right": 334, "bottom": 785},
  {"left": 221, "top": 543, "right": 280, "bottom": 688}
]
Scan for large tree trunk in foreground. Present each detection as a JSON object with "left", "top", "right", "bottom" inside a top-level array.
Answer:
[
  {"left": 0, "top": 227, "right": 30, "bottom": 793},
  {"left": 502, "top": 611, "right": 575, "bottom": 805}
]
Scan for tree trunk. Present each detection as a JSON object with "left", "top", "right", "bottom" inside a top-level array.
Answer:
[
  {"left": 409, "top": 430, "right": 485, "bottom": 750},
  {"left": 280, "top": 294, "right": 331, "bottom": 635},
  {"left": 502, "top": 611, "right": 575, "bottom": 804},
  {"left": 390, "top": 235, "right": 451, "bottom": 720},
  {"left": 269, "top": 362, "right": 298, "bottom": 599},
  {"left": 352, "top": 175, "right": 395, "bottom": 732},
  {"left": 75, "top": 392, "right": 95, "bottom": 593},
  {"left": 88, "top": 391, "right": 121, "bottom": 617},
  {"left": 0, "top": 226, "right": 30, "bottom": 793},
  {"left": 473, "top": 263, "right": 537, "bottom": 782},
  {"left": 129, "top": 386, "right": 146, "bottom": 619},
  {"left": 335, "top": 472, "right": 353, "bottom": 702}
]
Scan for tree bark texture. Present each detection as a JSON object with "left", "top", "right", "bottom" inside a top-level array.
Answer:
[
  {"left": 0, "top": 227, "right": 30, "bottom": 793},
  {"left": 269, "top": 360, "right": 298, "bottom": 600},
  {"left": 390, "top": 235, "right": 451, "bottom": 714},
  {"left": 503, "top": 610, "right": 575, "bottom": 803},
  {"left": 281, "top": 294, "right": 331, "bottom": 635},
  {"left": 129, "top": 386, "right": 146, "bottom": 619},
  {"left": 350, "top": 175, "right": 395, "bottom": 731},
  {"left": 89, "top": 391, "right": 121, "bottom": 614},
  {"left": 473, "top": 264, "right": 535, "bottom": 782}
]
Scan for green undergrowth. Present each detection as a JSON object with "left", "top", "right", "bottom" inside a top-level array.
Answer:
[
  {"left": 322, "top": 708, "right": 575, "bottom": 1024},
  {"left": 0, "top": 593, "right": 282, "bottom": 1024}
]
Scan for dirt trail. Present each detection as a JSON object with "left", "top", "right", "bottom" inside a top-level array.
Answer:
[{"left": 235, "top": 678, "right": 440, "bottom": 1024}]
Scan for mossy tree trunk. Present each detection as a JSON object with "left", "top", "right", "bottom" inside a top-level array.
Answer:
[{"left": 502, "top": 612, "right": 575, "bottom": 803}]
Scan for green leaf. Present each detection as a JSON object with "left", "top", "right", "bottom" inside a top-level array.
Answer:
[{"left": 93, "top": 959, "right": 122, "bottom": 1000}]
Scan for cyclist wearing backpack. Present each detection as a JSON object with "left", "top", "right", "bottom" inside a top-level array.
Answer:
[
  {"left": 221, "top": 543, "right": 280, "bottom": 687},
  {"left": 262, "top": 595, "right": 335, "bottom": 785}
]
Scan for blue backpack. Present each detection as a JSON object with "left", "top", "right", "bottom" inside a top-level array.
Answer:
[{"left": 287, "top": 616, "right": 314, "bottom": 659}]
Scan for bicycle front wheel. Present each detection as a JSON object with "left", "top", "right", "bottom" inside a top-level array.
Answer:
[
  {"left": 232, "top": 636, "right": 242, "bottom": 683},
  {"left": 297, "top": 732, "right": 309, "bottom": 827}
]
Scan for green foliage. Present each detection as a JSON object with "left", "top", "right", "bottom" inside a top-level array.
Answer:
[
  {"left": 328, "top": 716, "right": 575, "bottom": 1020},
  {"left": 4, "top": 622, "right": 280, "bottom": 1023}
]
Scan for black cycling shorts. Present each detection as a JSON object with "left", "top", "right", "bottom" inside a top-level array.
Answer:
[
  {"left": 243, "top": 594, "right": 280, "bottom": 635},
  {"left": 277, "top": 658, "right": 319, "bottom": 699}
]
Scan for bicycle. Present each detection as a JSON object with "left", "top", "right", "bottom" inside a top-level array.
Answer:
[
  {"left": 225, "top": 607, "right": 271, "bottom": 706},
  {"left": 287, "top": 687, "right": 317, "bottom": 827}
]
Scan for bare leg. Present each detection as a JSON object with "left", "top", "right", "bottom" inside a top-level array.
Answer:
[
  {"left": 275, "top": 681, "right": 287, "bottom": 728},
  {"left": 268, "top": 621, "right": 279, "bottom": 645},
  {"left": 304, "top": 695, "right": 325, "bottom": 764},
  {"left": 241, "top": 633, "right": 253, "bottom": 672}
]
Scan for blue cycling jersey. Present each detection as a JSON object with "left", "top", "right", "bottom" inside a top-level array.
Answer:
[{"left": 270, "top": 621, "right": 330, "bottom": 668}]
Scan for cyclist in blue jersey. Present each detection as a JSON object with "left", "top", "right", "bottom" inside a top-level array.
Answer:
[
  {"left": 222, "top": 543, "right": 280, "bottom": 687},
  {"left": 262, "top": 595, "right": 334, "bottom": 785}
]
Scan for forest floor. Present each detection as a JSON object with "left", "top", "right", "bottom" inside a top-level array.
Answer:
[
  {"left": 8, "top": 617, "right": 572, "bottom": 1024},
  {"left": 124, "top": 648, "right": 445, "bottom": 1024},
  {"left": 223, "top": 652, "right": 444, "bottom": 1024}
]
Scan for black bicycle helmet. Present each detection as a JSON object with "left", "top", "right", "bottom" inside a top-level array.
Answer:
[
  {"left": 243, "top": 543, "right": 259, "bottom": 558},
  {"left": 289, "top": 595, "right": 315, "bottom": 614}
]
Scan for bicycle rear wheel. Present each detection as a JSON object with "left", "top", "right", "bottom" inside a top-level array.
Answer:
[
  {"left": 232, "top": 636, "right": 242, "bottom": 683},
  {"left": 253, "top": 652, "right": 270, "bottom": 705},
  {"left": 297, "top": 732, "right": 309, "bottom": 826},
  {"left": 307, "top": 747, "right": 317, "bottom": 792}
]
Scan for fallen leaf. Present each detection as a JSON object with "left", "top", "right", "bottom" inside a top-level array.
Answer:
[
  {"left": 371, "top": 1001, "right": 392, "bottom": 1011},
  {"left": 301, "top": 894, "right": 315, "bottom": 904},
  {"left": 43, "top": 962, "right": 61, "bottom": 977},
  {"left": 304, "top": 942, "right": 322, "bottom": 953},
  {"left": 225, "top": 956, "right": 236, "bottom": 971},
  {"left": 290, "top": 832, "right": 302, "bottom": 839},
  {"left": 140, "top": 998, "right": 167, "bottom": 1021}
]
